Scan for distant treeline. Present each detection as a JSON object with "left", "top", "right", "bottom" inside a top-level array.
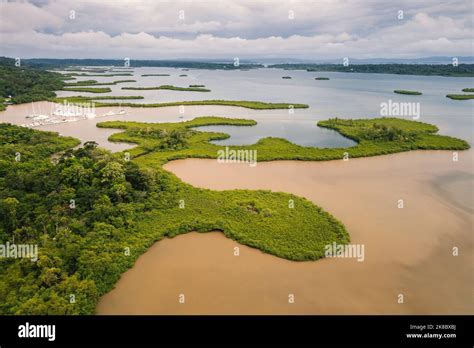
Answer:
[
  {"left": 269, "top": 63, "right": 474, "bottom": 77},
  {"left": 0, "top": 57, "right": 65, "bottom": 107},
  {"left": 23, "top": 58, "right": 263, "bottom": 70}
]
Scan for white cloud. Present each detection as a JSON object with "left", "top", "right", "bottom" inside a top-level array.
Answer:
[{"left": 0, "top": 0, "right": 472, "bottom": 59}]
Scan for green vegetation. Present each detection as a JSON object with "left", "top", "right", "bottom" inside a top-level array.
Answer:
[
  {"left": 282, "top": 76, "right": 292, "bottom": 79},
  {"left": 122, "top": 85, "right": 210, "bottom": 92},
  {"left": 0, "top": 115, "right": 469, "bottom": 314},
  {"left": 53, "top": 96, "right": 309, "bottom": 110},
  {"left": 189, "top": 84, "right": 205, "bottom": 87},
  {"left": 179, "top": 74, "right": 188, "bottom": 77},
  {"left": 141, "top": 74, "right": 170, "bottom": 77},
  {"left": 270, "top": 63, "right": 474, "bottom": 77},
  {"left": 0, "top": 121, "right": 347, "bottom": 314},
  {"left": 62, "top": 87, "right": 112, "bottom": 93},
  {"left": 0, "top": 57, "right": 65, "bottom": 105},
  {"left": 315, "top": 77, "right": 330, "bottom": 80},
  {"left": 394, "top": 90, "right": 422, "bottom": 95},
  {"left": 99, "top": 117, "right": 469, "bottom": 167},
  {"left": 446, "top": 94, "right": 474, "bottom": 100},
  {"left": 26, "top": 58, "right": 263, "bottom": 70},
  {"left": 53, "top": 96, "right": 144, "bottom": 104},
  {"left": 63, "top": 80, "right": 136, "bottom": 87},
  {"left": 461, "top": 88, "right": 474, "bottom": 92},
  {"left": 63, "top": 73, "right": 133, "bottom": 77}
]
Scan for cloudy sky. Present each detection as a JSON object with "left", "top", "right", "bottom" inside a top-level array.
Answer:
[{"left": 0, "top": 0, "right": 472, "bottom": 60}]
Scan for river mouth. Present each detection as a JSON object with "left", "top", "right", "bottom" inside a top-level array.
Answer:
[{"left": 97, "top": 150, "right": 474, "bottom": 314}]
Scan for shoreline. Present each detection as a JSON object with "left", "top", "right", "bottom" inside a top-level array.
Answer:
[{"left": 97, "top": 150, "right": 473, "bottom": 314}]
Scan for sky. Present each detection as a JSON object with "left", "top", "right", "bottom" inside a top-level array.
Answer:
[{"left": 0, "top": 0, "right": 472, "bottom": 60}]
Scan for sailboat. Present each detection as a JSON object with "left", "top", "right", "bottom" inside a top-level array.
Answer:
[
  {"left": 52, "top": 101, "right": 83, "bottom": 119},
  {"left": 25, "top": 102, "right": 51, "bottom": 127},
  {"left": 26, "top": 102, "right": 49, "bottom": 120},
  {"left": 102, "top": 102, "right": 127, "bottom": 117}
]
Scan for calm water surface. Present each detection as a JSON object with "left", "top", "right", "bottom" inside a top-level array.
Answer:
[{"left": 3, "top": 67, "right": 473, "bottom": 149}]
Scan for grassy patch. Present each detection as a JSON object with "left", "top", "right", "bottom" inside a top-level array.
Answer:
[
  {"left": 315, "top": 77, "right": 330, "bottom": 80},
  {"left": 461, "top": 88, "right": 474, "bottom": 92},
  {"left": 446, "top": 94, "right": 474, "bottom": 100},
  {"left": 122, "top": 85, "right": 211, "bottom": 92},
  {"left": 98, "top": 116, "right": 469, "bottom": 167},
  {"left": 61, "top": 87, "right": 112, "bottom": 93},
  {"left": 53, "top": 96, "right": 309, "bottom": 110},
  {"left": 63, "top": 73, "right": 133, "bottom": 77},
  {"left": 394, "top": 90, "right": 422, "bottom": 95},
  {"left": 141, "top": 74, "right": 170, "bottom": 77},
  {"left": 64, "top": 80, "right": 136, "bottom": 87},
  {"left": 53, "top": 96, "right": 144, "bottom": 104}
]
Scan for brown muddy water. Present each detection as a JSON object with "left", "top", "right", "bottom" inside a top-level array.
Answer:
[
  {"left": 0, "top": 101, "right": 306, "bottom": 152},
  {"left": 97, "top": 150, "right": 473, "bottom": 314}
]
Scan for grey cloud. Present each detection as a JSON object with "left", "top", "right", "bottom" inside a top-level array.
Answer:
[{"left": 0, "top": 0, "right": 472, "bottom": 59}]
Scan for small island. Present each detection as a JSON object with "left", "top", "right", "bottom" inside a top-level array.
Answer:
[
  {"left": 64, "top": 73, "right": 133, "bottom": 77},
  {"left": 394, "top": 90, "right": 422, "bottom": 95},
  {"left": 315, "top": 77, "right": 330, "bottom": 80},
  {"left": 63, "top": 79, "right": 136, "bottom": 87},
  {"left": 446, "top": 94, "right": 474, "bottom": 100},
  {"left": 54, "top": 96, "right": 309, "bottom": 110},
  {"left": 62, "top": 87, "right": 112, "bottom": 93},
  {"left": 121, "top": 85, "right": 210, "bottom": 92},
  {"left": 282, "top": 76, "right": 292, "bottom": 79},
  {"left": 461, "top": 88, "right": 474, "bottom": 92}
]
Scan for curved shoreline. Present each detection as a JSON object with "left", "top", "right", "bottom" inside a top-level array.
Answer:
[{"left": 97, "top": 150, "right": 473, "bottom": 314}]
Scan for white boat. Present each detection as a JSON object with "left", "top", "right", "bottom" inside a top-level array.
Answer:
[
  {"left": 32, "top": 115, "right": 49, "bottom": 121},
  {"left": 25, "top": 102, "right": 50, "bottom": 120},
  {"left": 102, "top": 110, "right": 117, "bottom": 117},
  {"left": 102, "top": 103, "right": 126, "bottom": 117},
  {"left": 52, "top": 108, "right": 84, "bottom": 118}
]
